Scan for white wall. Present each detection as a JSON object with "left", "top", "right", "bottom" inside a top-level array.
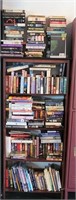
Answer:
[
  {"left": 74, "top": 0, "right": 76, "bottom": 17},
  {"left": 3, "top": 0, "right": 76, "bottom": 24}
]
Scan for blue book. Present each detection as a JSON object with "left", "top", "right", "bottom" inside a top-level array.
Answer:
[
  {"left": 16, "top": 167, "right": 23, "bottom": 191},
  {"left": 63, "top": 77, "right": 67, "bottom": 94},
  {"left": 17, "top": 166, "right": 28, "bottom": 192},
  {"left": 23, "top": 168, "right": 33, "bottom": 191},
  {"left": 11, "top": 166, "right": 17, "bottom": 190},
  {"left": 20, "top": 76, "right": 24, "bottom": 93},
  {"left": 59, "top": 77, "right": 64, "bottom": 94}
]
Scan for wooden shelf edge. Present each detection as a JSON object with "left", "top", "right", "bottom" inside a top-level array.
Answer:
[
  {"left": 5, "top": 189, "right": 61, "bottom": 193},
  {"left": 6, "top": 158, "right": 62, "bottom": 162}
]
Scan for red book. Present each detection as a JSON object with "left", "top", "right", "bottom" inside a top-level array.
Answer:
[{"left": 5, "top": 168, "right": 9, "bottom": 188}]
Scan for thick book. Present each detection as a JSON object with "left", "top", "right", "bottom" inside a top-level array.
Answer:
[{"left": 44, "top": 168, "right": 52, "bottom": 191}]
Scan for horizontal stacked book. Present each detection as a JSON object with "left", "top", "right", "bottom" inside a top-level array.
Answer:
[
  {"left": 1, "top": 10, "right": 26, "bottom": 57},
  {"left": 25, "top": 15, "right": 46, "bottom": 57},
  {"left": 46, "top": 16, "right": 67, "bottom": 58},
  {"left": 5, "top": 163, "right": 61, "bottom": 191}
]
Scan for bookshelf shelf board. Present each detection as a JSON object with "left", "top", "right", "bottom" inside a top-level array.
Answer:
[
  {"left": 6, "top": 158, "right": 62, "bottom": 162},
  {"left": 7, "top": 93, "right": 66, "bottom": 97},
  {"left": 6, "top": 127, "right": 64, "bottom": 131},
  {"left": 3, "top": 57, "right": 70, "bottom": 63},
  {"left": 5, "top": 189, "right": 61, "bottom": 193}
]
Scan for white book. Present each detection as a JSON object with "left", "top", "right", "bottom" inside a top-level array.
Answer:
[
  {"left": 6, "top": 121, "right": 27, "bottom": 125},
  {"left": 50, "top": 55, "right": 66, "bottom": 58},
  {"left": 12, "top": 112, "right": 33, "bottom": 115},
  {"left": 6, "top": 34, "right": 23, "bottom": 38},
  {"left": 28, "top": 15, "right": 46, "bottom": 22},
  {"left": 41, "top": 139, "right": 61, "bottom": 143},
  {"left": 44, "top": 168, "right": 52, "bottom": 191},
  {"left": 11, "top": 115, "right": 33, "bottom": 119},
  {"left": 45, "top": 122, "right": 62, "bottom": 126},
  {"left": 55, "top": 170, "right": 62, "bottom": 191},
  {"left": 27, "top": 30, "right": 44, "bottom": 33},
  {"left": 49, "top": 166, "right": 56, "bottom": 191},
  {"left": 7, "top": 65, "right": 28, "bottom": 73},
  {"left": 30, "top": 67, "right": 51, "bottom": 71},
  {"left": 34, "top": 64, "right": 56, "bottom": 68},
  {"left": 1, "top": 40, "right": 23, "bottom": 44},
  {"left": 17, "top": 23, "right": 25, "bottom": 27},
  {"left": 20, "top": 76, "right": 24, "bottom": 94},
  {"left": 11, "top": 139, "right": 33, "bottom": 144},
  {"left": 4, "top": 30, "right": 24, "bottom": 34},
  {"left": 4, "top": 10, "right": 25, "bottom": 12},
  {"left": 6, "top": 123, "right": 27, "bottom": 126},
  {"left": 40, "top": 77, "right": 44, "bottom": 94},
  {"left": 27, "top": 76, "right": 31, "bottom": 94},
  {"left": 6, "top": 136, "right": 11, "bottom": 157},
  {"left": 40, "top": 136, "right": 61, "bottom": 140},
  {"left": 56, "top": 77, "right": 60, "bottom": 94},
  {"left": 11, "top": 103, "right": 32, "bottom": 108}
]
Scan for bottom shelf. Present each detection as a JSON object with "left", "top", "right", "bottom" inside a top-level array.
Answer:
[
  {"left": 5, "top": 190, "right": 61, "bottom": 199},
  {"left": 5, "top": 188, "right": 61, "bottom": 193}
]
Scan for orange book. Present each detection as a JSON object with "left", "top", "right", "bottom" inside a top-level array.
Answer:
[{"left": 5, "top": 168, "right": 9, "bottom": 188}]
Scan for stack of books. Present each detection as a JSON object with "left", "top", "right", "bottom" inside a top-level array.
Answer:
[
  {"left": 45, "top": 96, "right": 64, "bottom": 128},
  {"left": 6, "top": 96, "right": 33, "bottom": 128},
  {"left": 40, "top": 131, "right": 63, "bottom": 161},
  {"left": 46, "top": 16, "right": 67, "bottom": 58},
  {"left": 32, "top": 100, "right": 45, "bottom": 120},
  {"left": 1, "top": 10, "right": 26, "bottom": 57},
  {"left": 25, "top": 15, "right": 46, "bottom": 57}
]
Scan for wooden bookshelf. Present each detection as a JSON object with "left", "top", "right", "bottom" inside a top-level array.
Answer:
[{"left": 2, "top": 57, "right": 70, "bottom": 199}]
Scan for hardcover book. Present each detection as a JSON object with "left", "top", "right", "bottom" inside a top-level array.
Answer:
[{"left": 46, "top": 34, "right": 66, "bottom": 58}]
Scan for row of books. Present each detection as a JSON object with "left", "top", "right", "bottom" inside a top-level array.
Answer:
[
  {"left": 6, "top": 74, "right": 67, "bottom": 94},
  {"left": 6, "top": 130, "right": 63, "bottom": 160},
  {"left": 1, "top": 10, "right": 67, "bottom": 58},
  {"left": 5, "top": 163, "right": 62, "bottom": 191},
  {"left": 6, "top": 63, "right": 67, "bottom": 94}
]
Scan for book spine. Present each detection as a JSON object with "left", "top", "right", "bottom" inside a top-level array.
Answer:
[
  {"left": 31, "top": 76, "right": 35, "bottom": 94},
  {"left": 5, "top": 168, "right": 9, "bottom": 188},
  {"left": 11, "top": 166, "right": 17, "bottom": 189},
  {"left": 27, "top": 76, "right": 30, "bottom": 94},
  {"left": 59, "top": 77, "right": 64, "bottom": 93},
  {"left": 44, "top": 168, "right": 52, "bottom": 191},
  {"left": 20, "top": 76, "right": 24, "bottom": 94},
  {"left": 63, "top": 77, "right": 67, "bottom": 94}
]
